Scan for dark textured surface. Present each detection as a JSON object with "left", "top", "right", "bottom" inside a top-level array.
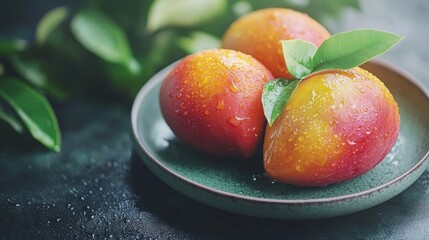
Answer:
[{"left": 1, "top": 0, "right": 429, "bottom": 239}]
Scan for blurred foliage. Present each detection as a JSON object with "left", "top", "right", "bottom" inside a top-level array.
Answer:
[{"left": 0, "top": 0, "right": 359, "bottom": 151}]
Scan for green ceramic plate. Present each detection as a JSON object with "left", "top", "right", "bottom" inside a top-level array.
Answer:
[{"left": 132, "top": 60, "right": 429, "bottom": 219}]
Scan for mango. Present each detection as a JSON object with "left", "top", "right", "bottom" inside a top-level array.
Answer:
[
  {"left": 263, "top": 68, "right": 400, "bottom": 186},
  {"left": 222, "top": 8, "right": 330, "bottom": 78},
  {"left": 160, "top": 49, "right": 274, "bottom": 158}
]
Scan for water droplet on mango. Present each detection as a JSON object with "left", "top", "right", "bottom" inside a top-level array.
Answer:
[
  {"left": 216, "top": 99, "right": 224, "bottom": 110},
  {"left": 230, "top": 82, "right": 239, "bottom": 93},
  {"left": 228, "top": 116, "right": 249, "bottom": 126}
]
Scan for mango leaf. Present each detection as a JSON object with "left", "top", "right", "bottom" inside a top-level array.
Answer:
[
  {"left": 146, "top": 0, "right": 226, "bottom": 32},
  {"left": 0, "top": 105, "right": 24, "bottom": 133},
  {"left": 71, "top": 8, "right": 134, "bottom": 66},
  {"left": 177, "top": 31, "right": 220, "bottom": 54},
  {"left": 262, "top": 78, "right": 302, "bottom": 126},
  {"left": 12, "top": 56, "right": 48, "bottom": 88},
  {"left": 36, "top": 6, "right": 69, "bottom": 45},
  {"left": 312, "top": 29, "right": 403, "bottom": 72},
  {"left": 147, "top": 30, "right": 181, "bottom": 67},
  {"left": 0, "top": 78, "right": 61, "bottom": 152},
  {"left": 104, "top": 57, "right": 152, "bottom": 98},
  {"left": 0, "top": 38, "right": 27, "bottom": 55},
  {"left": 123, "top": 57, "right": 142, "bottom": 77},
  {"left": 282, "top": 40, "right": 317, "bottom": 79},
  {"left": 11, "top": 56, "right": 68, "bottom": 101}
]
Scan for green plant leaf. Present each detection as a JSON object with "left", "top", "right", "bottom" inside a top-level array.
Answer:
[
  {"left": 36, "top": 6, "right": 69, "bottom": 45},
  {"left": 147, "top": 30, "right": 182, "bottom": 68},
  {"left": 0, "top": 78, "right": 61, "bottom": 152},
  {"left": 262, "top": 78, "right": 302, "bottom": 126},
  {"left": 0, "top": 38, "right": 27, "bottom": 55},
  {"left": 11, "top": 55, "right": 69, "bottom": 101},
  {"left": 282, "top": 40, "right": 317, "bottom": 79},
  {"left": 12, "top": 56, "right": 48, "bottom": 88},
  {"left": 0, "top": 105, "right": 24, "bottom": 133},
  {"left": 71, "top": 8, "right": 133, "bottom": 65},
  {"left": 146, "top": 0, "right": 226, "bottom": 32},
  {"left": 312, "top": 29, "right": 403, "bottom": 72},
  {"left": 104, "top": 57, "right": 151, "bottom": 98},
  {"left": 124, "top": 57, "right": 142, "bottom": 77},
  {"left": 177, "top": 31, "right": 220, "bottom": 54}
]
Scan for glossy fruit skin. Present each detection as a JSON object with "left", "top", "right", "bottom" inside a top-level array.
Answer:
[
  {"left": 264, "top": 67, "right": 400, "bottom": 186},
  {"left": 222, "top": 8, "right": 330, "bottom": 79},
  {"left": 160, "top": 49, "right": 274, "bottom": 158}
]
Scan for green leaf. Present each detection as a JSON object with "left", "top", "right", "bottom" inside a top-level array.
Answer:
[
  {"left": 104, "top": 57, "right": 151, "bottom": 98},
  {"left": 124, "top": 57, "right": 142, "bottom": 77},
  {"left": 12, "top": 56, "right": 48, "bottom": 88},
  {"left": 11, "top": 56, "right": 69, "bottom": 101},
  {"left": 0, "top": 105, "right": 24, "bottom": 133},
  {"left": 71, "top": 8, "right": 132, "bottom": 65},
  {"left": 177, "top": 31, "right": 220, "bottom": 54},
  {"left": 0, "top": 78, "right": 61, "bottom": 152},
  {"left": 262, "top": 78, "right": 302, "bottom": 126},
  {"left": 312, "top": 29, "right": 403, "bottom": 72},
  {"left": 147, "top": 30, "right": 181, "bottom": 67},
  {"left": 146, "top": 0, "right": 226, "bottom": 32},
  {"left": 282, "top": 40, "right": 317, "bottom": 79},
  {"left": 36, "top": 6, "right": 69, "bottom": 46},
  {"left": 0, "top": 38, "right": 27, "bottom": 55}
]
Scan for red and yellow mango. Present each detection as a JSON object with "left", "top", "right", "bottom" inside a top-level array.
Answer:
[
  {"left": 160, "top": 49, "right": 274, "bottom": 158},
  {"left": 222, "top": 8, "right": 330, "bottom": 78},
  {"left": 263, "top": 68, "right": 400, "bottom": 186}
]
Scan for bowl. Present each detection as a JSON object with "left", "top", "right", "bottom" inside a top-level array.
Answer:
[{"left": 131, "top": 60, "right": 429, "bottom": 219}]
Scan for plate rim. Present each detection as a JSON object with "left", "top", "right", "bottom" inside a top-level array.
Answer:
[{"left": 131, "top": 59, "right": 429, "bottom": 206}]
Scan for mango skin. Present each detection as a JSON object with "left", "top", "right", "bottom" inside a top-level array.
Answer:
[
  {"left": 160, "top": 49, "right": 274, "bottom": 158},
  {"left": 222, "top": 8, "right": 330, "bottom": 78},
  {"left": 263, "top": 68, "right": 400, "bottom": 186}
]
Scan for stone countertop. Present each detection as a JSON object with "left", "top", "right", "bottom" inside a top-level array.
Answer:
[{"left": 1, "top": 0, "right": 429, "bottom": 239}]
